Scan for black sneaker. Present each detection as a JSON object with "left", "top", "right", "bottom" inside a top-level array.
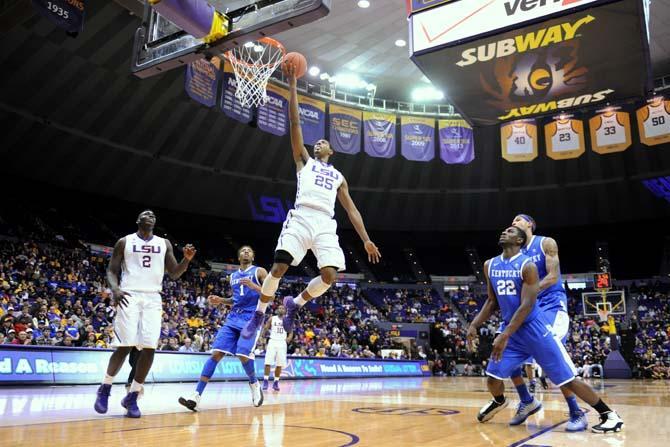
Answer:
[
  {"left": 591, "top": 411, "right": 624, "bottom": 433},
  {"left": 539, "top": 376, "right": 549, "bottom": 390},
  {"left": 477, "top": 397, "right": 508, "bottom": 423}
]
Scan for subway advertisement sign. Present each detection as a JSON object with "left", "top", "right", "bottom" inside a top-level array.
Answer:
[{"left": 411, "top": 0, "right": 650, "bottom": 126}]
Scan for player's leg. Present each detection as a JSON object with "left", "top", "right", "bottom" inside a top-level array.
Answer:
[
  {"left": 507, "top": 362, "right": 542, "bottom": 426},
  {"left": 125, "top": 347, "right": 141, "bottom": 393},
  {"left": 478, "top": 337, "right": 527, "bottom": 423},
  {"left": 272, "top": 341, "right": 287, "bottom": 392},
  {"left": 525, "top": 363, "right": 537, "bottom": 392},
  {"left": 179, "top": 324, "right": 233, "bottom": 411},
  {"left": 235, "top": 322, "right": 264, "bottom": 407},
  {"left": 550, "top": 308, "right": 584, "bottom": 428},
  {"left": 94, "top": 296, "right": 140, "bottom": 414},
  {"left": 284, "top": 265, "right": 337, "bottom": 331},
  {"left": 263, "top": 341, "right": 276, "bottom": 391}
]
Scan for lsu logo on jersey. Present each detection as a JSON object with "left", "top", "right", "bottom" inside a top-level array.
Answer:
[
  {"left": 311, "top": 163, "right": 340, "bottom": 181},
  {"left": 132, "top": 245, "right": 162, "bottom": 254}
]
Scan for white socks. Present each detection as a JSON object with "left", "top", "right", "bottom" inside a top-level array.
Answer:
[
  {"left": 256, "top": 300, "right": 269, "bottom": 313},
  {"left": 260, "top": 274, "right": 281, "bottom": 297},
  {"left": 102, "top": 373, "right": 114, "bottom": 385},
  {"left": 293, "top": 296, "right": 308, "bottom": 307},
  {"left": 264, "top": 375, "right": 270, "bottom": 381},
  {"left": 305, "top": 276, "right": 331, "bottom": 299},
  {"left": 129, "top": 380, "right": 143, "bottom": 393}
]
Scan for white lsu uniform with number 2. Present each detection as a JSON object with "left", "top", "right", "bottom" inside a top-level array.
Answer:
[
  {"left": 265, "top": 316, "right": 288, "bottom": 368},
  {"left": 276, "top": 157, "right": 346, "bottom": 271},
  {"left": 113, "top": 233, "right": 166, "bottom": 349}
]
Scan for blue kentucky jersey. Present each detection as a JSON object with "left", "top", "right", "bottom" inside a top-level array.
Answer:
[
  {"left": 229, "top": 266, "right": 261, "bottom": 312},
  {"left": 488, "top": 253, "right": 540, "bottom": 326},
  {"left": 521, "top": 235, "right": 566, "bottom": 310}
]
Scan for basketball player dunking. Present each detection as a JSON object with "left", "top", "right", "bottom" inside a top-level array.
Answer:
[
  {"left": 94, "top": 210, "right": 196, "bottom": 418},
  {"left": 467, "top": 226, "right": 623, "bottom": 434},
  {"left": 506, "top": 214, "right": 585, "bottom": 430},
  {"left": 261, "top": 305, "right": 292, "bottom": 392},
  {"left": 179, "top": 245, "right": 267, "bottom": 411},
  {"left": 241, "top": 63, "right": 381, "bottom": 339}
]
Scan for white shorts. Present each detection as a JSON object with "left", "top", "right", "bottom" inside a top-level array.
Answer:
[
  {"left": 265, "top": 339, "right": 288, "bottom": 368},
  {"left": 276, "top": 206, "right": 346, "bottom": 271},
  {"left": 111, "top": 291, "right": 162, "bottom": 349}
]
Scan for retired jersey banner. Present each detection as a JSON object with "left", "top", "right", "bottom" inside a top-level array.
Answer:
[
  {"left": 221, "top": 60, "right": 253, "bottom": 123},
  {"left": 364, "top": 111, "right": 396, "bottom": 159},
  {"left": 400, "top": 116, "right": 435, "bottom": 162},
  {"left": 185, "top": 59, "right": 220, "bottom": 108},
  {"left": 589, "top": 111, "right": 631, "bottom": 154},
  {"left": 544, "top": 118, "right": 585, "bottom": 160},
  {"left": 298, "top": 95, "right": 326, "bottom": 146},
  {"left": 500, "top": 119, "right": 538, "bottom": 162},
  {"left": 257, "top": 84, "right": 288, "bottom": 136},
  {"left": 32, "top": 0, "right": 85, "bottom": 35},
  {"left": 411, "top": 0, "right": 651, "bottom": 126},
  {"left": 329, "top": 104, "right": 362, "bottom": 154},
  {"left": 636, "top": 98, "right": 670, "bottom": 146},
  {"left": 439, "top": 119, "right": 474, "bottom": 164}
]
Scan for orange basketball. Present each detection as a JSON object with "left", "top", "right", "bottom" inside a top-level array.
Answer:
[{"left": 281, "top": 52, "right": 308, "bottom": 79}]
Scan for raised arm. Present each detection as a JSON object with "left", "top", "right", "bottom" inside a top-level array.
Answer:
[
  {"left": 107, "top": 238, "right": 130, "bottom": 307},
  {"left": 466, "top": 260, "right": 499, "bottom": 350},
  {"left": 540, "top": 237, "right": 560, "bottom": 291},
  {"left": 286, "top": 64, "right": 310, "bottom": 171},
  {"left": 336, "top": 178, "right": 381, "bottom": 263},
  {"left": 164, "top": 240, "right": 196, "bottom": 280}
]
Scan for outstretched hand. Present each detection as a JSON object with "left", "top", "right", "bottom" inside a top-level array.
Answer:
[
  {"left": 208, "top": 295, "right": 229, "bottom": 307},
  {"left": 284, "top": 62, "right": 297, "bottom": 87},
  {"left": 364, "top": 240, "right": 381, "bottom": 264},
  {"left": 182, "top": 244, "right": 196, "bottom": 261}
]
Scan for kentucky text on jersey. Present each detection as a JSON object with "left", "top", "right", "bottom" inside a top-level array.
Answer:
[
  {"left": 488, "top": 253, "right": 539, "bottom": 325},
  {"left": 490, "top": 269, "right": 522, "bottom": 278},
  {"left": 229, "top": 266, "right": 261, "bottom": 312}
]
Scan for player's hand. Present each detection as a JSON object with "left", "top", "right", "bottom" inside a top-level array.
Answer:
[
  {"left": 364, "top": 240, "right": 381, "bottom": 264},
  {"left": 183, "top": 244, "right": 196, "bottom": 261},
  {"left": 491, "top": 333, "right": 510, "bottom": 362},
  {"left": 285, "top": 62, "right": 297, "bottom": 87},
  {"left": 112, "top": 288, "right": 131, "bottom": 308},
  {"left": 208, "top": 295, "right": 230, "bottom": 307},
  {"left": 466, "top": 325, "right": 478, "bottom": 352},
  {"left": 239, "top": 278, "right": 254, "bottom": 287}
]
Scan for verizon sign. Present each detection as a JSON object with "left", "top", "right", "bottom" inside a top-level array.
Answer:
[{"left": 411, "top": 0, "right": 603, "bottom": 52}]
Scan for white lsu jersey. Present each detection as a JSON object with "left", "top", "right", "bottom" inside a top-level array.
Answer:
[
  {"left": 642, "top": 101, "right": 670, "bottom": 138},
  {"left": 506, "top": 124, "right": 534, "bottom": 154},
  {"left": 294, "top": 157, "right": 344, "bottom": 217},
  {"left": 594, "top": 113, "right": 626, "bottom": 146},
  {"left": 269, "top": 315, "right": 287, "bottom": 342},
  {"left": 550, "top": 120, "right": 580, "bottom": 152},
  {"left": 120, "top": 233, "right": 167, "bottom": 293}
]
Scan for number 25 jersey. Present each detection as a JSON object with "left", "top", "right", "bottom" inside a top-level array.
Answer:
[
  {"left": 295, "top": 157, "right": 344, "bottom": 217},
  {"left": 487, "top": 253, "right": 539, "bottom": 326}
]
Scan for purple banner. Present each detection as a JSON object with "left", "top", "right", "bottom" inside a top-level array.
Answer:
[
  {"left": 364, "top": 111, "right": 396, "bottom": 159},
  {"left": 257, "top": 84, "right": 288, "bottom": 136},
  {"left": 220, "top": 61, "right": 253, "bottom": 123},
  {"left": 298, "top": 95, "right": 326, "bottom": 145},
  {"left": 400, "top": 116, "right": 435, "bottom": 162},
  {"left": 439, "top": 119, "right": 475, "bottom": 164},
  {"left": 406, "top": 0, "right": 454, "bottom": 15},
  {"left": 329, "top": 104, "right": 361, "bottom": 154},
  {"left": 32, "top": 0, "right": 85, "bottom": 35},
  {"left": 184, "top": 59, "right": 220, "bottom": 108}
]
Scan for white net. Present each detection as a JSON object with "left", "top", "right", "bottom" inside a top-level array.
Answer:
[{"left": 225, "top": 38, "right": 285, "bottom": 108}]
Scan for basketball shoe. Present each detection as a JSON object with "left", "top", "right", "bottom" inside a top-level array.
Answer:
[
  {"left": 273, "top": 380, "right": 280, "bottom": 392},
  {"left": 591, "top": 411, "right": 624, "bottom": 433},
  {"left": 121, "top": 391, "right": 141, "bottom": 418},
  {"left": 241, "top": 311, "right": 265, "bottom": 339},
  {"left": 262, "top": 379, "right": 269, "bottom": 391},
  {"left": 509, "top": 398, "right": 542, "bottom": 425},
  {"left": 566, "top": 411, "right": 588, "bottom": 432},
  {"left": 178, "top": 392, "right": 201, "bottom": 412},
  {"left": 249, "top": 381, "right": 264, "bottom": 407},
  {"left": 477, "top": 397, "right": 508, "bottom": 422},
  {"left": 94, "top": 384, "right": 111, "bottom": 414},
  {"left": 282, "top": 296, "right": 298, "bottom": 332}
]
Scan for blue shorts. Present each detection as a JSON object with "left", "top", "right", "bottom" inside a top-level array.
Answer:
[
  {"left": 487, "top": 315, "right": 576, "bottom": 386},
  {"left": 212, "top": 310, "right": 262, "bottom": 359},
  {"left": 519, "top": 305, "right": 570, "bottom": 367}
]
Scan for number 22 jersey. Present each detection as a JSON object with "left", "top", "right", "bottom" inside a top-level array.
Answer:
[{"left": 487, "top": 253, "right": 539, "bottom": 327}]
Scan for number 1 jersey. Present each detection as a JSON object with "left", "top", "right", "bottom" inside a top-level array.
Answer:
[{"left": 295, "top": 157, "right": 344, "bottom": 217}]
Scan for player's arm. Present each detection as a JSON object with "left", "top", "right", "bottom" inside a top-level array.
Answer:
[
  {"left": 208, "top": 294, "right": 233, "bottom": 307},
  {"left": 240, "top": 267, "right": 268, "bottom": 293},
  {"left": 164, "top": 240, "right": 196, "bottom": 280},
  {"left": 106, "top": 238, "right": 131, "bottom": 308},
  {"left": 337, "top": 178, "right": 381, "bottom": 263},
  {"left": 287, "top": 331, "right": 294, "bottom": 344},
  {"left": 539, "top": 237, "right": 560, "bottom": 291},
  {"left": 260, "top": 317, "right": 272, "bottom": 339},
  {"left": 466, "top": 260, "right": 498, "bottom": 349},
  {"left": 491, "top": 262, "right": 539, "bottom": 361},
  {"left": 287, "top": 64, "right": 310, "bottom": 171}
]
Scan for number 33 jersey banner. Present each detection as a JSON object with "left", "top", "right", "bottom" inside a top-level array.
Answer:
[
  {"left": 32, "top": 0, "right": 85, "bottom": 35},
  {"left": 589, "top": 111, "right": 631, "bottom": 154}
]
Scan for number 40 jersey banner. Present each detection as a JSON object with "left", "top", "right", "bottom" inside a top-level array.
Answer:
[{"left": 32, "top": 0, "right": 85, "bottom": 35}]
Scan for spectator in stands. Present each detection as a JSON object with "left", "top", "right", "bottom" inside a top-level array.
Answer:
[{"left": 178, "top": 338, "right": 195, "bottom": 353}]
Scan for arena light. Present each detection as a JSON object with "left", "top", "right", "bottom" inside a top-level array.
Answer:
[
  {"left": 412, "top": 86, "right": 444, "bottom": 102},
  {"left": 319, "top": 72, "right": 330, "bottom": 80},
  {"left": 358, "top": 0, "right": 370, "bottom": 8},
  {"left": 331, "top": 73, "right": 369, "bottom": 90},
  {"left": 395, "top": 39, "right": 406, "bottom": 47},
  {"left": 308, "top": 66, "right": 321, "bottom": 77}
]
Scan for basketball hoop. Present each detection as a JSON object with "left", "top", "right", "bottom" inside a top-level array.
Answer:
[{"left": 224, "top": 37, "right": 286, "bottom": 108}]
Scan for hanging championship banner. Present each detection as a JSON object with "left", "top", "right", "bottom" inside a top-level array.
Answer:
[
  {"left": 220, "top": 60, "right": 254, "bottom": 123},
  {"left": 400, "top": 116, "right": 435, "bottom": 162},
  {"left": 544, "top": 117, "right": 585, "bottom": 160},
  {"left": 329, "top": 104, "right": 362, "bottom": 155},
  {"left": 184, "top": 58, "right": 220, "bottom": 108},
  {"left": 439, "top": 119, "right": 474, "bottom": 165},
  {"left": 257, "top": 84, "right": 288, "bottom": 136},
  {"left": 589, "top": 110, "right": 631, "bottom": 154},
  {"left": 500, "top": 119, "right": 537, "bottom": 162},
  {"left": 363, "top": 111, "right": 396, "bottom": 159},
  {"left": 32, "top": 0, "right": 85, "bottom": 35},
  {"left": 636, "top": 97, "right": 670, "bottom": 146},
  {"left": 298, "top": 95, "right": 326, "bottom": 146}
]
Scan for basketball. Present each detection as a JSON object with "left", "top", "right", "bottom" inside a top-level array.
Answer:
[{"left": 281, "top": 52, "right": 307, "bottom": 78}]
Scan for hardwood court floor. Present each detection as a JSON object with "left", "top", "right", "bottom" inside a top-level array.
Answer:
[{"left": 1, "top": 377, "right": 669, "bottom": 447}]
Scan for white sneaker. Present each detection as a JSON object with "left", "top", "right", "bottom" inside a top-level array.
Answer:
[
  {"left": 509, "top": 398, "right": 542, "bottom": 425},
  {"left": 591, "top": 411, "right": 624, "bottom": 433},
  {"left": 477, "top": 397, "right": 508, "bottom": 423},
  {"left": 178, "top": 392, "right": 201, "bottom": 412},
  {"left": 249, "top": 381, "right": 264, "bottom": 407}
]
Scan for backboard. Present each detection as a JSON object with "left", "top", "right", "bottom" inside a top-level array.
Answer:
[
  {"left": 131, "top": 0, "right": 331, "bottom": 78},
  {"left": 582, "top": 291, "right": 626, "bottom": 317}
]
